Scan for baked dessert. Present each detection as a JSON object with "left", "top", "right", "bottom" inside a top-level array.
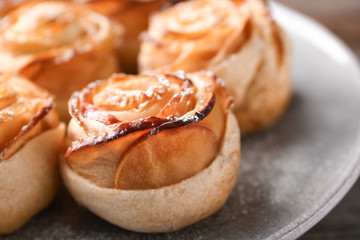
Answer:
[
  {"left": 61, "top": 71, "right": 240, "bottom": 232},
  {"left": 0, "top": 0, "right": 120, "bottom": 120},
  {"left": 76, "top": 0, "right": 170, "bottom": 73},
  {"left": 0, "top": 74, "right": 65, "bottom": 235},
  {"left": 139, "top": 0, "right": 292, "bottom": 134}
]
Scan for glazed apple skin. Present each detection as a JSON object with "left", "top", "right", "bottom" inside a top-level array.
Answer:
[
  {"left": 114, "top": 124, "right": 218, "bottom": 189},
  {"left": 65, "top": 71, "right": 233, "bottom": 189}
]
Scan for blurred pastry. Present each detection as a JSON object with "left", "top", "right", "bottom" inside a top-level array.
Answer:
[
  {"left": 0, "top": 74, "right": 65, "bottom": 235},
  {"left": 61, "top": 71, "right": 240, "bottom": 232},
  {"left": 0, "top": 1, "right": 120, "bottom": 120},
  {"left": 77, "top": 0, "right": 170, "bottom": 73},
  {"left": 139, "top": 0, "right": 292, "bottom": 134},
  {"left": 0, "top": 0, "right": 31, "bottom": 17}
]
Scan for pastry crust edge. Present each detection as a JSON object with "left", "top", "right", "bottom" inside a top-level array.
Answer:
[{"left": 0, "top": 123, "right": 65, "bottom": 235}]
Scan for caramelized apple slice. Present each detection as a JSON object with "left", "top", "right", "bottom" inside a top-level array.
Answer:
[
  {"left": 114, "top": 124, "right": 218, "bottom": 189},
  {"left": 66, "top": 130, "right": 146, "bottom": 188}
]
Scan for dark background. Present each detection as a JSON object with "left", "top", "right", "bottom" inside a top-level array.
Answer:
[{"left": 276, "top": 0, "right": 360, "bottom": 239}]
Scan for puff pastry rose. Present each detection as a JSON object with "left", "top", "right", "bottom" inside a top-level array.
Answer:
[
  {"left": 61, "top": 71, "right": 240, "bottom": 232},
  {"left": 76, "top": 0, "right": 169, "bottom": 73},
  {"left": 139, "top": 0, "right": 292, "bottom": 134},
  {"left": 0, "top": 1, "right": 120, "bottom": 120},
  {"left": 0, "top": 74, "right": 65, "bottom": 235}
]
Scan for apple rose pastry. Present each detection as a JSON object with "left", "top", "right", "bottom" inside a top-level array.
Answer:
[
  {"left": 0, "top": 1, "right": 120, "bottom": 120},
  {"left": 139, "top": 0, "right": 292, "bottom": 134},
  {"left": 61, "top": 71, "right": 240, "bottom": 232},
  {"left": 0, "top": 74, "right": 65, "bottom": 235},
  {"left": 76, "top": 0, "right": 169, "bottom": 73}
]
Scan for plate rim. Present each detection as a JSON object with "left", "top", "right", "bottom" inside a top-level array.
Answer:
[{"left": 269, "top": 2, "right": 360, "bottom": 239}]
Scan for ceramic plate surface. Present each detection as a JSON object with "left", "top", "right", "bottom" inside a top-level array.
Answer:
[{"left": 4, "top": 2, "right": 360, "bottom": 240}]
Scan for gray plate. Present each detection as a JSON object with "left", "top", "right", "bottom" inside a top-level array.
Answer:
[{"left": 3, "top": 2, "right": 360, "bottom": 240}]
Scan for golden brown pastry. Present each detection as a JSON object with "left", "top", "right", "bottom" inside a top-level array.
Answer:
[
  {"left": 139, "top": 0, "right": 292, "bottom": 134},
  {"left": 0, "top": 74, "right": 65, "bottom": 235},
  {"left": 61, "top": 71, "right": 240, "bottom": 232},
  {"left": 76, "top": 0, "right": 170, "bottom": 73},
  {"left": 0, "top": 1, "right": 120, "bottom": 120}
]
